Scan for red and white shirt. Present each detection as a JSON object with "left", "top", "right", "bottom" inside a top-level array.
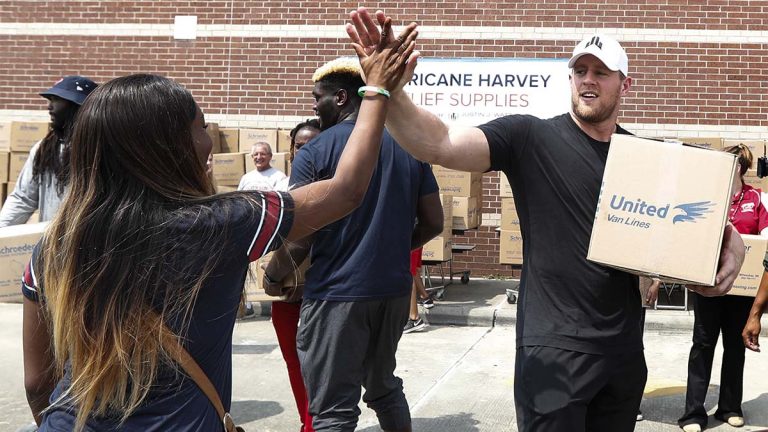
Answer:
[{"left": 729, "top": 183, "right": 768, "bottom": 236}]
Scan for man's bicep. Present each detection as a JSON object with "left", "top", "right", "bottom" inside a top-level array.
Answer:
[{"left": 437, "top": 126, "right": 492, "bottom": 173}]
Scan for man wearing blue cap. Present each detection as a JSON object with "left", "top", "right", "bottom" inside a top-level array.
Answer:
[{"left": 0, "top": 75, "right": 97, "bottom": 227}]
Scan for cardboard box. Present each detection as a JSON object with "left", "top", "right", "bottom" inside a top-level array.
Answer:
[
  {"left": 499, "top": 229, "right": 523, "bottom": 265},
  {"left": 271, "top": 152, "right": 289, "bottom": 175},
  {"left": 239, "top": 128, "right": 278, "bottom": 154},
  {"left": 728, "top": 234, "right": 767, "bottom": 297},
  {"left": 277, "top": 129, "right": 292, "bottom": 153},
  {"left": 587, "top": 134, "right": 735, "bottom": 285},
  {"left": 499, "top": 173, "right": 512, "bottom": 197},
  {"left": 9, "top": 122, "right": 48, "bottom": 152},
  {"left": 742, "top": 168, "right": 768, "bottom": 191},
  {"left": 212, "top": 153, "right": 245, "bottom": 187},
  {"left": 215, "top": 184, "right": 237, "bottom": 194},
  {"left": 205, "top": 122, "right": 221, "bottom": 154},
  {"left": 0, "top": 151, "right": 9, "bottom": 183},
  {"left": 244, "top": 251, "right": 310, "bottom": 302},
  {"left": 723, "top": 139, "right": 766, "bottom": 159},
  {"left": 451, "top": 195, "right": 479, "bottom": 230},
  {"left": 432, "top": 165, "right": 482, "bottom": 197},
  {"left": 0, "top": 222, "right": 47, "bottom": 303},
  {"left": 679, "top": 137, "right": 723, "bottom": 151},
  {"left": 500, "top": 197, "right": 520, "bottom": 230},
  {"left": 422, "top": 236, "right": 451, "bottom": 261},
  {"left": 219, "top": 128, "right": 239, "bottom": 154},
  {"left": 9, "top": 152, "right": 28, "bottom": 182},
  {"left": 0, "top": 123, "right": 10, "bottom": 151}
]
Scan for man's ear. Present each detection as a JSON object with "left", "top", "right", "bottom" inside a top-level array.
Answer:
[
  {"left": 620, "top": 76, "right": 632, "bottom": 96},
  {"left": 335, "top": 89, "right": 348, "bottom": 106}
]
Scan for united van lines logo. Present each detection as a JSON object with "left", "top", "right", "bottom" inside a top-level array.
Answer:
[{"left": 607, "top": 195, "right": 715, "bottom": 229}]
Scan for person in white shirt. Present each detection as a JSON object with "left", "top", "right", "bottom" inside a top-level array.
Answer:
[{"left": 237, "top": 142, "right": 286, "bottom": 191}]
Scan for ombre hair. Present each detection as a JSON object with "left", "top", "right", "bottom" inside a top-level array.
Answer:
[{"left": 37, "top": 74, "right": 251, "bottom": 430}]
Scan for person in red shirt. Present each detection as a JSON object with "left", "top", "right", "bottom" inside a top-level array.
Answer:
[{"left": 679, "top": 144, "right": 768, "bottom": 431}]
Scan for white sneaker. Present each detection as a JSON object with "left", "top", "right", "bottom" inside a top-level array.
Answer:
[
  {"left": 682, "top": 424, "right": 702, "bottom": 432},
  {"left": 717, "top": 412, "right": 745, "bottom": 428}
]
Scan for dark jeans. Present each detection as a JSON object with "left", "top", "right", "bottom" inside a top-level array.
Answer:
[
  {"left": 514, "top": 346, "right": 647, "bottom": 432},
  {"left": 678, "top": 293, "right": 753, "bottom": 428},
  {"left": 296, "top": 296, "right": 411, "bottom": 432}
]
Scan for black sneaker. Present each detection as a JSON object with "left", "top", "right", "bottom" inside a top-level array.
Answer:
[
  {"left": 418, "top": 297, "right": 435, "bottom": 309},
  {"left": 237, "top": 301, "right": 256, "bottom": 321},
  {"left": 403, "top": 318, "right": 427, "bottom": 334}
]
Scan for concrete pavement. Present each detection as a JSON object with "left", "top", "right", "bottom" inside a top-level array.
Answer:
[{"left": 2, "top": 278, "right": 768, "bottom": 431}]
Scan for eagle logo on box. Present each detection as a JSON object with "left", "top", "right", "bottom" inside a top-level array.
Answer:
[{"left": 672, "top": 201, "right": 715, "bottom": 224}]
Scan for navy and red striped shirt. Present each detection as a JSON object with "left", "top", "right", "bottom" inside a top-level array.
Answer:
[{"left": 21, "top": 190, "right": 293, "bottom": 431}]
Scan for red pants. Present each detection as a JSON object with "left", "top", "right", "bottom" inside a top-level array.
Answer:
[{"left": 272, "top": 301, "right": 314, "bottom": 432}]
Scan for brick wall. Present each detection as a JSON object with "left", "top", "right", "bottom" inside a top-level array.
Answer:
[{"left": 2, "top": 1, "right": 766, "bottom": 277}]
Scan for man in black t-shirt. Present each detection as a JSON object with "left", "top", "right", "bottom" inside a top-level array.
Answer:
[{"left": 347, "top": 9, "right": 746, "bottom": 432}]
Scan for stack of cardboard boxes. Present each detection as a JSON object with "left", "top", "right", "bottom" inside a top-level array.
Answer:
[
  {"left": 498, "top": 173, "right": 523, "bottom": 265},
  {"left": 421, "top": 194, "right": 453, "bottom": 261},
  {"left": 0, "top": 121, "right": 49, "bottom": 205},
  {"left": 422, "top": 166, "right": 483, "bottom": 261}
]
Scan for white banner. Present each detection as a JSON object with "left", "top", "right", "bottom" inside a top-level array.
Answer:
[{"left": 403, "top": 58, "right": 571, "bottom": 126}]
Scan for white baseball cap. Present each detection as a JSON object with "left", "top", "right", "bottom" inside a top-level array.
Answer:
[{"left": 568, "top": 34, "right": 628, "bottom": 76}]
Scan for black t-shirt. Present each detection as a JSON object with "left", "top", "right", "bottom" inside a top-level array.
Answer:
[
  {"left": 22, "top": 191, "right": 294, "bottom": 431},
  {"left": 480, "top": 113, "right": 642, "bottom": 355}
]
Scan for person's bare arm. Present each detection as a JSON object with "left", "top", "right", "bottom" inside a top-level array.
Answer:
[
  {"left": 263, "top": 237, "right": 312, "bottom": 296},
  {"left": 347, "top": 7, "right": 491, "bottom": 173},
  {"left": 743, "top": 269, "right": 768, "bottom": 352},
  {"left": 412, "top": 192, "right": 443, "bottom": 250},
  {"left": 23, "top": 297, "right": 56, "bottom": 425}
]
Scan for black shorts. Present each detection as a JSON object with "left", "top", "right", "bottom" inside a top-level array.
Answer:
[{"left": 514, "top": 345, "right": 647, "bottom": 432}]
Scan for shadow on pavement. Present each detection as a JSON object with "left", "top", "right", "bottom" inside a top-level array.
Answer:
[
  {"left": 231, "top": 400, "right": 284, "bottom": 423},
  {"left": 640, "top": 384, "right": 719, "bottom": 425},
  {"left": 742, "top": 393, "right": 768, "bottom": 427},
  {"left": 641, "top": 386, "right": 768, "bottom": 428},
  {"left": 358, "top": 413, "right": 481, "bottom": 432}
]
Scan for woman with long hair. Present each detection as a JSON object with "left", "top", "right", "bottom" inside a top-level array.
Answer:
[
  {"left": 0, "top": 76, "right": 97, "bottom": 227},
  {"left": 679, "top": 144, "right": 768, "bottom": 432},
  {"left": 22, "top": 18, "right": 418, "bottom": 431}
]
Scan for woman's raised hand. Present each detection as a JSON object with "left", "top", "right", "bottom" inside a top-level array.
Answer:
[{"left": 348, "top": 8, "right": 419, "bottom": 96}]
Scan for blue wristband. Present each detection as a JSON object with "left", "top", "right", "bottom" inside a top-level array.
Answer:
[{"left": 357, "top": 86, "right": 391, "bottom": 99}]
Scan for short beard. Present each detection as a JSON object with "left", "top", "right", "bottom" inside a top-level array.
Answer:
[{"left": 571, "top": 89, "right": 620, "bottom": 124}]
